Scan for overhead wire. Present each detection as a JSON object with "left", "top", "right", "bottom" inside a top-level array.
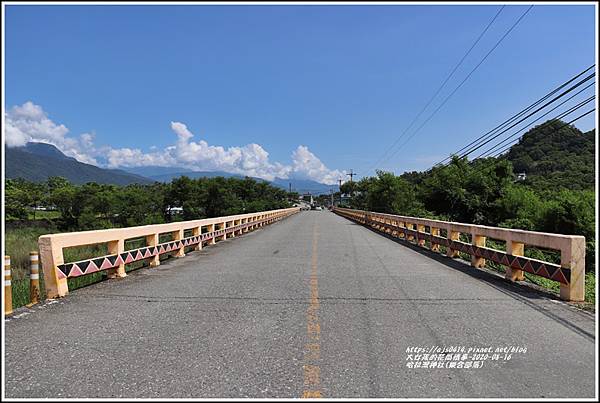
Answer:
[
  {"left": 489, "top": 108, "right": 596, "bottom": 159},
  {"left": 474, "top": 90, "right": 595, "bottom": 158},
  {"left": 437, "top": 64, "right": 595, "bottom": 165},
  {"left": 452, "top": 71, "right": 594, "bottom": 159},
  {"left": 378, "top": 5, "right": 535, "bottom": 169},
  {"left": 368, "top": 5, "right": 506, "bottom": 172}
]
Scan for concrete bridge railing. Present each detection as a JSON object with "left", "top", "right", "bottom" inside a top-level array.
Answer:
[
  {"left": 39, "top": 207, "right": 300, "bottom": 298},
  {"left": 333, "top": 207, "right": 586, "bottom": 301}
]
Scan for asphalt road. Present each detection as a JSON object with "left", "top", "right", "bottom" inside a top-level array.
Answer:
[{"left": 4, "top": 211, "right": 596, "bottom": 398}]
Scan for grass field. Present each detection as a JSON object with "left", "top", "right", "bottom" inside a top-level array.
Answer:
[{"left": 5, "top": 210, "right": 61, "bottom": 221}]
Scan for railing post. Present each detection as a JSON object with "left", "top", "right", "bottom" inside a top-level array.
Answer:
[
  {"left": 417, "top": 224, "right": 426, "bottom": 247},
  {"left": 208, "top": 224, "right": 216, "bottom": 244},
  {"left": 38, "top": 236, "right": 69, "bottom": 298},
  {"left": 107, "top": 239, "right": 126, "bottom": 278},
  {"left": 219, "top": 222, "right": 227, "bottom": 241},
  {"left": 173, "top": 229, "right": 185, "bottom": 257},
  {"left": 560, "top": 237, "right": 586, "bottom": 302},
  {"left": 407, "top": 223, "right": 415, "bottom": 242},
  {"left": 29, "top": 251, "right": 41, "bottom": 305},
  {"left": 471, "top": 233, "right": 486, "bottom": 268},
  {"left": 193, "top": 227, "right": 202, "bottom": 251},
  {"left": 505, "top": 240, "right": 525, "bottom": 281},
  {"left": 431, "top": 227, "right": 440, "bottom": 252},
  {"left": 398, "top": 221, "right": 406, "bottom": 239},
  {"left": 146, "top": 233, "right": 160, "bottom": 267},
  {"left": 447, "top": 230, "right": 460, "bottom": 258},
  {"left": 4, "top": 256, "right": 12, "bottom": 316}
]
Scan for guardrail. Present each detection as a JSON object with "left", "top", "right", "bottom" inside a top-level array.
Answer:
[
  {"left": 333, "top": 207, "right": 585, "bottom": 302},
  {"left": 39, "top": 207, "right": 299, "bottom": 299}
]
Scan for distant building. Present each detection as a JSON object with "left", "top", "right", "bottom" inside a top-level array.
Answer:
[{"left": 167, "top": 206, "right": 184, "bottom": 215}]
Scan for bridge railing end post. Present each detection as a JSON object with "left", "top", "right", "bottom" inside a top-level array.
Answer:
[
  {"left": 38, "top": 236, "right": 68, "bottom": 299},
  {"left": 559, "top": 237, "right": 586, "bottom": 302}
]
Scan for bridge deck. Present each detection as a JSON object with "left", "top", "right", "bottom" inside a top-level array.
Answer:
[{"left": 5, "top": 211, "right": 595, "bottom": 398}]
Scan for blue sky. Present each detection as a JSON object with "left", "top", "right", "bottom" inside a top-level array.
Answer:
[{"left": 4, "top": 4, "right": 596, "bottom": 183}]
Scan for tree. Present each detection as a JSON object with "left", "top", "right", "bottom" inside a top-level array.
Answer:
[
  {"left": 47, "top": 180, "right": 79, "bottom": 229},
  {"left": 5, "top": 179, "right": 30, "bottom": 220},
  {"left": 366, "top": 170, "right": 423, "bottom": 216}
]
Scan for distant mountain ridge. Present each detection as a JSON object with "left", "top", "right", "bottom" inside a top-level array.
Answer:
[
  {"left": 123, "top": 168, "right": 336, "bottom": 195},
  {"left": 6, "top": 143, "right": 337, "bottom": 193},
  {"left": 6, "top": 142, "right": 154, "bottom": 185}
]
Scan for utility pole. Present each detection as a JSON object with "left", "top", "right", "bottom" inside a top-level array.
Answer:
[
  {"left": 347, "top": 169, "right": 356, "bottom": 183},
  {"left": 346, "top": 170, "right": 357, "bottom": 206},
  {"left": 330, "top": 188, "right": 334, "bottom": 208}
]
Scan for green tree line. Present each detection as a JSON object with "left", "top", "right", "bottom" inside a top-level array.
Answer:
[
  {"left": 6, "top": 175, "right": 293, "bottom": 230},
  {"left": 340, "top": 156, "right": 595, "bottom": 272}
]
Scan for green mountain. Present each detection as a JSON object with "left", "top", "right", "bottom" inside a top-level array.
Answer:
[
  {"left": 6, "top": 142, "right": 154, "bottom": 185},
  {"left": 505, "top": 120, "right": 595, "bottom": 190}
]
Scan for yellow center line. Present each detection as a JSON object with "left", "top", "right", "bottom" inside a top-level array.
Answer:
[{"left": 302, "top": 222, "right": 322, "bottom": 398}]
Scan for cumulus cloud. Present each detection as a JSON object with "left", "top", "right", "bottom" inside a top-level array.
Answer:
[
  {"left": 5, "top": 102, "right": 69, "bottom": 147},
  {"left": 291, "top": 145, "right": 346, "bottom": 185},
  {"left": 4, "top": 101, "right": 344, "bottom": 184},
  {"left": 5, "top": 101, "right": 99, "bottom": 165}
]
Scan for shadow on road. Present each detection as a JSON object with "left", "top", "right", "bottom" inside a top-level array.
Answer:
[{"left": 355, "top": 221, "right": 595, "bottom": 342}]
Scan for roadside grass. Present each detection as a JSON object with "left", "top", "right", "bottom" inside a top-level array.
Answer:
[
  {"left": 5, "top": 210, "right": 61, "bottom": 221},
  {"left": 27, "top": 210, "right": 61, "bottom": 220}
]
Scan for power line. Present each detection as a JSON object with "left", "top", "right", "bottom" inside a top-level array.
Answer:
[
  {"left": 468, "top": 106, "right": 596, "bottom": 178},
  {"left": 378, "top": 5, "right": 535, "bottom": 169},
  {"left": 368, "top": 5, "right": 505, "bottom": 172},
  {"left": 454, "top": 72, "right": 594, "bottom": 159},
  {"left": 475, "top": 92, "right": 595, "bottom": 159},
  {"left": 437, "top": 64, "right": 595, "bottom": 165},
  {"left": 489, "top": 108, "right": 596, "bottom": 159}
]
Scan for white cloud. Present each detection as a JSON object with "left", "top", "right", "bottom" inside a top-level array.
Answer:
[
  {"left": 291, "top": 145, "right": 346, "bottom": 185},
  {"left": 4, "top": 101, "right": 344, "bottom": 184},
  {"left": 5, "top": 101, "right": 69, "bottom": 147},
  {"left": 106, "top": 147, "right": 177, "bottom": 168},
  {"left": 4, "top": 101, "right": 99, "bottom": 164},
  {"left": 171, "top": 121, "right": 194, "bottom": 142}
]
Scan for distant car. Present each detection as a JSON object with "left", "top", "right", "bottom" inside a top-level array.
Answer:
[{"left": 315, "top": 206, "right": 323, "bottom": 211}]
